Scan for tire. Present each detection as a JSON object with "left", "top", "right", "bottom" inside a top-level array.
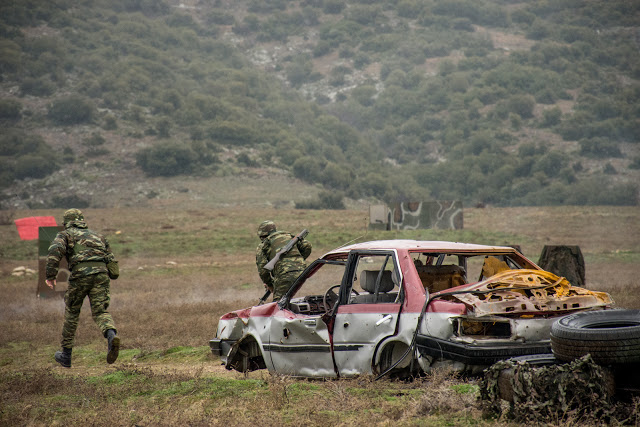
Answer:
[{"left": 550, "top": 309, "right": 640, "bottom": 364}]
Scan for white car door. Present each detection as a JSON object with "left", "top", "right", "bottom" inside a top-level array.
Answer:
[
  {"left": 267, "top": 260, "right": 347, "bottom": 377},
  {"left": 331, "top": 251, "right": 402, "bottom": 377}
]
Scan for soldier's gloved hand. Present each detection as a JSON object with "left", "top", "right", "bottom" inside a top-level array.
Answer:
[
  {"left": 46, "top": 279, "right": 56, "bottom": 289},
  {"left": 264, "top": 284, "right": 273, "bottom": 292}
]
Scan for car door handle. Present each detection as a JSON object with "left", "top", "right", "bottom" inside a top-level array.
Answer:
[
  {"left": 376, "top": 315, "right": 393, "bottom": 326},
  {"left": 304, "top": 319, "right": 316, "bottom": 327}
]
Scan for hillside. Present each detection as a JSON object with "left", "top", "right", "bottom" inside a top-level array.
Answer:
[{"left": 0, "top": 0, "right": 639, "bottom": 209}]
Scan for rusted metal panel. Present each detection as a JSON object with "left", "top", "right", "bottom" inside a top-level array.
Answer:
[{"left": 452, "top": 270, "right": 612, "bottom": 317}]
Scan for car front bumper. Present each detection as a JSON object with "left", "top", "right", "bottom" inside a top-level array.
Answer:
[{"left": 209, "top": 338, "right": 235, "bottom": 359}]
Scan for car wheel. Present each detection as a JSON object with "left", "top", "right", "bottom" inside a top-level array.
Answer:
[
  {"left": 550, "top": 309, "right": 640, "bottom": 364},
  {"left": 227, "top": 335, "right": 266, "bottom": 373},
  {"left": 375, "top": 342, "right": 415, "bottom": 379}
]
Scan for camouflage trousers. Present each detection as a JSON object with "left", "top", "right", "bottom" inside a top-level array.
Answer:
[
  {"left": 272, "top": 269, "right": 304, "bottom": 301},
  {"left": 61, "top": 273, "right": 116, "bottom": 349}
]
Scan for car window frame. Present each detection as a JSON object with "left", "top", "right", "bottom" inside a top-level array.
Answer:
[
  {"left": 278, "top": 257, "right": 348, "bottom": 310},
  {"left": 337, "top": 249, "right": 403, "bottom": 308}
]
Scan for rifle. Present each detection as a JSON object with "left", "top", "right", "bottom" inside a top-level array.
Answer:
[
  {"left": 258, "top": 289, "right": 271, "bottom": 305},
  {"left": 264, "top": 229, "right": 309, "bottom": 271}
]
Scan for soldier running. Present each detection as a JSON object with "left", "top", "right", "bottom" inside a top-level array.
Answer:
[{"left": 46, "top": 209, "right": 120, "bottom": 368}]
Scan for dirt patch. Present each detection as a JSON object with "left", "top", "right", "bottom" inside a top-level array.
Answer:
[{"left": 482, "top": 28, "right": 535, "bottom": 52}]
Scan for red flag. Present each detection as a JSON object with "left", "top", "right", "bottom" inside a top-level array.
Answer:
[{"left": 14, "top": 216, "right": 57, "bottom": 240}]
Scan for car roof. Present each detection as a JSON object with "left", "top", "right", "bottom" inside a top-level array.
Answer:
[{"left": 324, "top": 240, "right": 519, "bottom": 257}]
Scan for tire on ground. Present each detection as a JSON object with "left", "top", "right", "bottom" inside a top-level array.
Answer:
[{"left": 550, "top": 309, "right": 640, "bottom": 364}]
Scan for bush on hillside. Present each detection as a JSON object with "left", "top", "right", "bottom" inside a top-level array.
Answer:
[
  {"left": 48, "top": 95, "right": 95, "bottom": 125},
  {"left": 295, "top": 190, "right": 346, "bottom": 209},
  {"left": 579, "top": 138, "right": 622, "bottom": 158},
  {"left": 0, "top": 129, "right": 60, "bottom": 182},
  {"left": 51, "top": 194, "right": 90, "bottom": 209},
  {"left": 14, "top": 154, "right": 58, "bottom": 179},
  {"left": 136, "top": 142, "right": 197, "bottom": 176},
  {"left": 0, "top": 99, "right": 21, "bottom": 120},
  {"left": 20, "top": 76, "right": 56, "bottom": 96},
  {"left": 541, "top": 107, "right": 562, "bottom": 127}
]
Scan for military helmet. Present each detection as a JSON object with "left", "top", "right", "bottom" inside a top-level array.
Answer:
[
  {"left": 257, "top": 220, "right": 276, "bottom": 238},
  {"left": 63, "top": 208, "right": 84, "bottom": 224}
]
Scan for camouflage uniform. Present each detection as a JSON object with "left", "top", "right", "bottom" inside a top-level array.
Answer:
[
  {"left": 46, "top": 209, "right": 119, "bottom": 366},
  {"left": 256, "top": 221, "right": 312, "bottom": 301}
]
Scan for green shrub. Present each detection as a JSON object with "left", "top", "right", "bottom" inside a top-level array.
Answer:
[
  {"left": 452, "top": 18, "right": 474, "bottom": 32},
  {"left": 62, "top": 146, "right": 75, "bottom": 164},
  {"left": 321, "top": 162, "right": 352, "bottom": 190},
  {"left": 533, "top": 150, "right": 569, "bottom": 178},
  {"left": 0, "top": 39, "right": 21, "bottom": 74},
  {"left": 541, "top": 107, "right": 562, "bottom": 127},
  {"left": 207, "top": 10, "right": 235, "bottom": 25},
  {"left": 136, "top": 142, "right": 198, "bottom": 176},
  {"left": 0, "top": 129, "right": 54, "bottom": 157},
  {"left": 0, "top": 98, "right": 21, "bottom": 120},
  {"left": 507, "top": 94, "right": 535, "bottom": 119},
  {"left": 579, "top": 138, "right": 622, "bottom": 158},
  {"left": 603, "top": 163, "right": 617, "bottom": 174},
  {"left": 286, "top": 59, "right": 313, "bottom": 86},
  {"left": 20, "top": 76, "right": 56, "bottom": 96},
  {"left": 14, "top": 154, "right": 58, "bottom": 179},
  {"left": 313, "top": 40, "right": 332, "bottom": 57},
  {"left": 233, "top": 14, "right": 260, "bottom": 35},
  {"left": 346, "top": 5, "right": 384, "bottom": 26},
  {"left": 351, "top": 85, "right": 377, "bottom": 107},
  {"left": 236, "top": 152, "right": 258, "bottom": 167},
  {"left": 526, "top": 20, "right": 550, "bottom": 40},
  {"left": 51, "top": 194, "right": 90, "bottom": 208},
  {"left": 292, "top": 156, "right": 323, "bottom": 182},
  {"left": 48, "top": 95, "right": 95, "bottom": 125},
  {"left": 295, "top": 190, "right": 345, "bottom": 209},
  {"left": 397, "top": 0, "right": 425, "bottom": 18},
  {"left": 323, "top": 0, "right": 345, "bottom": 14},
  {"left": 206, "top": 121, "right": 259, "bottom": 146},
  {"left": 103, "top": 114, "right": 118, "bottom": 130},
  {"left": 83, "top": 132, "right": 106, "bottom": 147},
  {"left": 535, "top": 88, "right": 557, "bottom": 104},
  {"left": 511, "top": 9, "right": 536, "bottom": 25}
]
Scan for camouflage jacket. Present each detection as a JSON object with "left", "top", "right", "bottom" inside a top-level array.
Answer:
[
  {"left": 256, "top": 231, "right": 312, "bottom": 286},
  {"left": 46, "top": 219, "right": 116, "bottom": 281}
]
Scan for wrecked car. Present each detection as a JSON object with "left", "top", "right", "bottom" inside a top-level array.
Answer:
[{"left": 210, "top": 240, "right": 613, "bottom": 378}]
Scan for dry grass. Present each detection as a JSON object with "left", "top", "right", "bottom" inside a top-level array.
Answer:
[{"left": 0, "top": 205, "right": 638, "bottom": 425}]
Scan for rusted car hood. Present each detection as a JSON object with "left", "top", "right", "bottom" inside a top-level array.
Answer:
[{"left": 448, "top": 269, "right": 613, "bottom": 317}]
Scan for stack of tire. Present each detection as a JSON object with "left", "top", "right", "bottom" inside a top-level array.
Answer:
[{"left": 550, "top": 309, "right": 640, "bottom": 394}]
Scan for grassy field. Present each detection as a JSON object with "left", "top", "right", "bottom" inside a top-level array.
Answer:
[{"left": 0, "top": 205, "right": 638, "bottom": 425}]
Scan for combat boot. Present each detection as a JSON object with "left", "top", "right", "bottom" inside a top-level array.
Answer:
[
  {"left": 106, "top": 329, "right": 120, "bottom": 364},
  {"left": 54, "top": 347, "right": 72, "bottom": 368}
]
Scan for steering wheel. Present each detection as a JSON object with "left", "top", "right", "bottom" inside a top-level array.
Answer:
[
  {"left": 323, "top": 285, "right": 359, "bottom": 313},
  {"left": 323, "top": 285, "right": 340, "bottom": 313}
]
